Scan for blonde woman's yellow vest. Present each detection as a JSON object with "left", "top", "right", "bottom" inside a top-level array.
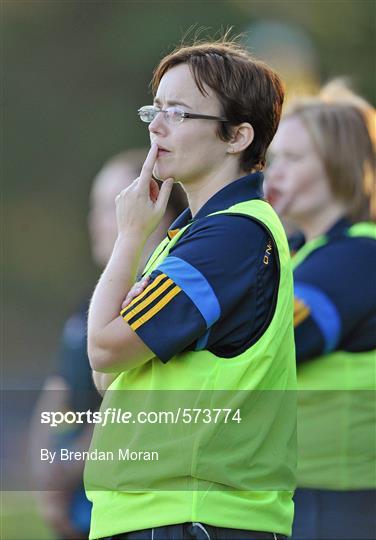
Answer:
[
  {"left": 85, "top": 199, "right": 297, "bottom": 539},
  {"left": 293, "top": 222, "right": 376, "bottom": 489}
]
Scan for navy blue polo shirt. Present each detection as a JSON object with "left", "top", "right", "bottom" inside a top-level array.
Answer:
[
  {"left": 55, "top": 299, "right": 102, "bottom": 412},
  {"left": 121, "top": 172, "right": 279, "bottom": 362},
  {"left": 292, "top": 217, "right": 376, "bottom": 362}
]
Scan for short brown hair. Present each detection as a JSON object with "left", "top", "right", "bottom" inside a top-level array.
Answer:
[
  {"left": 285, "top": 100, "right": 375, "bottom": 222},
  {"left": 152, "top": 40, "right": 284, "bottom": 172}
]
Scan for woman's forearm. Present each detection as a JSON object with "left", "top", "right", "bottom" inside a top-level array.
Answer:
[
  {"left": 88, "top": 145, "right": 173, "bottom": 372},
  {"left": 87, "top": 233, "right": 145, "bottom": 358}
]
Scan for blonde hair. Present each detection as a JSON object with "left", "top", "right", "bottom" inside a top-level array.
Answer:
[
  {"left": 319, "top": 78, "right": 376, "bottom": 146},
  {"left": 284, "top": 96, "right": 375, "bottom": 222}
]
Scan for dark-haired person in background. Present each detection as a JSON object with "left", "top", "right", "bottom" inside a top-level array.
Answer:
[
  {"left": 31, "top": 149, "right": 186, "bottom": 539},
  {"left": 86, "top": 39, "right": 296, "bottom": 540}
]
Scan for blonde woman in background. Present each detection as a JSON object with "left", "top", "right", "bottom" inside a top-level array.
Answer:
[{"left": 266, "top": 92, "right": 376, "bottom": 539}]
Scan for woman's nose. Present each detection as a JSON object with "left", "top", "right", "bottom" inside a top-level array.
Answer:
[{"left": 148, "top": 111, "right": 166, "bottom": 135}]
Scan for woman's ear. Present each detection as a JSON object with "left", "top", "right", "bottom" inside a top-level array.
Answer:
[{"left": 227, "top": 123, "right": 254, "bottom": 155}]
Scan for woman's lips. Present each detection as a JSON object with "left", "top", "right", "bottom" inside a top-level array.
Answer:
[{"left": 157, "top": 148, "right": 170, "bottom": 158}]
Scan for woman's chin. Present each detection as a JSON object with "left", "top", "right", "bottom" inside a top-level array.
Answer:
[{"left": 153, "top": 165, "right": 172, "bottom": 181}]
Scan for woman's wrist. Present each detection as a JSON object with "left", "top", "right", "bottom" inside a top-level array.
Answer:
[{"left": 116, "top": 229, "right": 148, "bottom": 247}]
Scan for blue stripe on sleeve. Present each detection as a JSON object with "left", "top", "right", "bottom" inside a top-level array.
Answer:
[
  {"left": 195, "top": 329, "right": 211, "bottom": 350},
  {"left": 294, "top": 282, "right": 342, "bottom": 353},
  {"left": 157, "top": 256, "right": 221, "bottom": 328}
]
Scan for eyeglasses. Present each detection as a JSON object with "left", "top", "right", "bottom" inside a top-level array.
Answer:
[{"left": 138, "top": 105, "right": 228, "bottom": 124}]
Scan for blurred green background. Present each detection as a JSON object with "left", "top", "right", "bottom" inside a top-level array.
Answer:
[
  {"left": 3, "top": 0, "right": 375, "bottom": 386},
  {"left": 2, "top": 0, "right": 375, "bottom": 538}
]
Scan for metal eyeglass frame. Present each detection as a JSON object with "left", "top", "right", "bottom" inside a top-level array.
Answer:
[{"left": 138, "top": 105, "right": 228, "bottom": 124}]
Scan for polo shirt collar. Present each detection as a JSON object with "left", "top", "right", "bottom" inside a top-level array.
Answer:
[
  {"left": 325, "top": 216, "right": 352, "bottom": 239},
  {"left": 168, "top": 172, "right": 264, "bottom": 238},
  {"left": 292, "top": 216, "right": 352, "bottom": 249}
]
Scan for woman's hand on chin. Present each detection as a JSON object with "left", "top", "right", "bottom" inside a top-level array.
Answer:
[{"left": 115, "top": 143, "right": 174, "bottom": 241}]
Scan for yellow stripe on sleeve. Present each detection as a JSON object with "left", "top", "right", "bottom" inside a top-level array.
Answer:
[
  {"left": 123, "top": 278, "right": 174, "bottom": 322},
  {"left": 130, "top": 285, "right": 181, "bottom": 331},
  {"left": 120, "top": 273, "right": 168, "bottom": 317},
  {"left": 294, "top": 299, "right": 310, "bottom": 327}
]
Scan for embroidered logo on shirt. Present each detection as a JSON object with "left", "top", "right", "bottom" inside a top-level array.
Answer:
[{"left": 263, "top": 240, "right": 273, "bottom": 265}]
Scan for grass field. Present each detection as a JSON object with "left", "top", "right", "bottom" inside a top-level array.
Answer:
[{"left": 1, "top": 492, "right": 53, "bottom": 540}]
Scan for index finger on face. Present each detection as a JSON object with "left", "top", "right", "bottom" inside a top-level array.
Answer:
[{"left": 139, "top": 143, "right": 158, "bottom": 185}]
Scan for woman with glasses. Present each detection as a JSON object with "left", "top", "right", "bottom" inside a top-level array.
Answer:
[
  {"left": 86, "top": 39, "right": 296, "bottom": 540},
  {"left": 266, "top": 93, "right": 375, "bottom": 540}
]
